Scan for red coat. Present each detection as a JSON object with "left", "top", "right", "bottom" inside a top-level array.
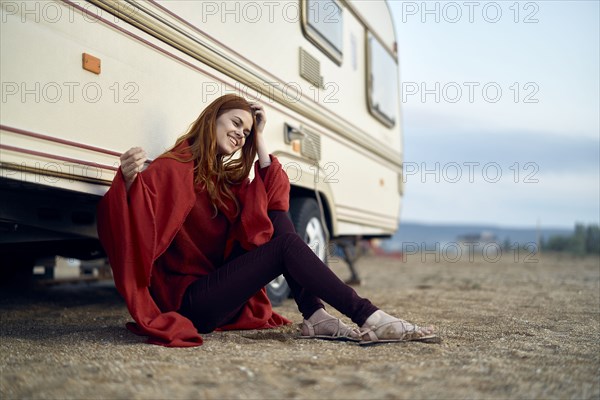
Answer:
[{"left": 97, "top": 150, "right": 292, "bottom": 347}]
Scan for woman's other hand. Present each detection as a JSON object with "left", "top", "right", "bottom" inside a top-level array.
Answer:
[{"left": 120, "top": 147, "right": 147, "bottom": 191}]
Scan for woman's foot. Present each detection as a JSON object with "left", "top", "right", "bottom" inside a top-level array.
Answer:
[
  {"left": 299, "top": 308, "right": 361, "bottom": 341},
  {"left": 360, "top": 310, "right": 437, "bottom": 344}
]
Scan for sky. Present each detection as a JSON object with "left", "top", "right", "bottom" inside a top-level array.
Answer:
[{"left": 387, "top": 0, "right": 600, "bottom": 229}]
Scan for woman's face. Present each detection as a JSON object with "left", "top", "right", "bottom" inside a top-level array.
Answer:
[{"left": 215, "top": 109, "right": 253, "bottom": 155}]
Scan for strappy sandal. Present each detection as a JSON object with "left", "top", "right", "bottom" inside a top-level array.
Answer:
[
  {"left": 298, "top": 318, "right": 361, "bottom": 342},
  {"left": 359, "top": 319, "right": 441, "bottom": 346}
]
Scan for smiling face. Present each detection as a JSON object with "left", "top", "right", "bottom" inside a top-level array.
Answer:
[{"left": 215, "top": 109, "right": 254, "bottom": 156}]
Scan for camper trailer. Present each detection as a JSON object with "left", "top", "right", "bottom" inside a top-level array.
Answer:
[{"left": 0, "top": 0, "right": 403, "bottom": 303}]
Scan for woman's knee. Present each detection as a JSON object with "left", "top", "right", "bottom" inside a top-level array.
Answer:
[
  {"left": 269, "top": 231, "right": 302, "bottom": 249},
  {"left": 278, "top": 232, "right": 308, "bottom": 255}
]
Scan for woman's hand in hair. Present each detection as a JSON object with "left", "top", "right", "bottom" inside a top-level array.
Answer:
[
  {"left": 250, "top": 103, "right": 266, "bottom": 135},
  {"left": 120, "top": 147, "right": 147, "bottom": 191},
  {"left": 250, "top": 103, "right": 271, "bottom": 168}
]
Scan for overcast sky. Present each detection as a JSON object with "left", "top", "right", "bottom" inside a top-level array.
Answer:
[{"left": 388, "top": 0, "right": 599, "bottom": 228}]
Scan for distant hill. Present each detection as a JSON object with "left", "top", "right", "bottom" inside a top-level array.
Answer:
[{"left": 378, "top": 221, "right": 573, "bottom": 252}]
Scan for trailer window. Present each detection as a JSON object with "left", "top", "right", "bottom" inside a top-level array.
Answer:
[
  {"left": 367, "top": 33, "right": 398, "bottom": 127},
  {"left": 302, "top": 0, "right": 343, "bottom": 65}
]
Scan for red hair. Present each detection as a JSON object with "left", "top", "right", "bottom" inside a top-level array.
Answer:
[{"left": 161, "top": 94, "right": 258, "bottom": 216}]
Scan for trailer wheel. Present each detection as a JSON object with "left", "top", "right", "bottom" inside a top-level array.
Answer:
[{"left": 266, "top": 197, "right": 327, "bottom": 305}]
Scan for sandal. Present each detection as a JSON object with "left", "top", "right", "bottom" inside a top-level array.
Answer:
[
  {"left": 298, "top": 318, "right": 361, "bottom": 342},
  {"left": 359, "top": 319, "right": 441, "bottom": 346}
]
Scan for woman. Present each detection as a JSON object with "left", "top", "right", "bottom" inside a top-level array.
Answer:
[{"left": 97, "top": 94, "right": 436, "bottom": 347}]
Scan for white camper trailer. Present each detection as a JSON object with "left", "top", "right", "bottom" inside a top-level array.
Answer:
[{"left": 0, "top": 0, "right": 403, "bottom": 302}]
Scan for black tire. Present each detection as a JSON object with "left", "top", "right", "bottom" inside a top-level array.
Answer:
[
  {"left": 266, "top": 197, "right": 327, "bottom": 305},
  {"left": 289, "top": 198, "right": 328, "bottom": 261}
]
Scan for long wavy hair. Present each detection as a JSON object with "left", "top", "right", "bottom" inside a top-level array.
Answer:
[{"left": 160, "top": 94, "right": 258, "bottom": 216}]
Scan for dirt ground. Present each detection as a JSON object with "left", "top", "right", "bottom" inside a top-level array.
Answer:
[{"left": 1, "top": 252, "right": 599, "bottom": 399}]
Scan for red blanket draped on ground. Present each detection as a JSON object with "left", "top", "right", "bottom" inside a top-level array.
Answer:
[{"left": 97, "top": 150, "right": 291, "bottom": 347}]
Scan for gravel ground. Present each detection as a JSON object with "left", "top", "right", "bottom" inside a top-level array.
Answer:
[{"left": 1, "top": 252, "right": 599, "bottom": 399}]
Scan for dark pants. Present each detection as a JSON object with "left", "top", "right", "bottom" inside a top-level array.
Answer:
[{"left": 178, "top": 211, "right": 378, "bottom": 333}]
